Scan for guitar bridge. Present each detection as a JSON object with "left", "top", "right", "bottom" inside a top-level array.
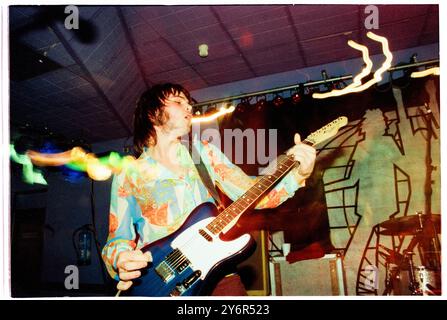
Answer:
[{"left": 155, "top": 261, "right": 175, "bottom": 283}]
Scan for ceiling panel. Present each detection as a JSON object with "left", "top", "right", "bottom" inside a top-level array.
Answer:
[
  {"left": 289, "top": 4, "right": 359, "bottom": 25},
  {"left": 253, "top": 59, "right": 306, "bottom": 77},
  {"left": 375, "top": 4, "right": 430, "bottom": 24},
  {"left": 245, "top": 43, "right": 301, "bottom": 66},
  {"left": 234, "top": 25, "right": 297, "bottom": 52},
  {"left": 193, "top": 55, "right": 251, "bottom": 76},
  {"left": 172, "top": 6, "right": 218, "bottom": 30},
  {"left": 295, "top": 10, "right": 359, "bottom": 41},
  {"left": 213, "top": 5, "right": 287, "bottom": 19},
  {"left": 216, "top": 6, "right": 288, "bottom": 31}
]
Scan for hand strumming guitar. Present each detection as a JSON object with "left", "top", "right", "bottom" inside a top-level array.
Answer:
[{"left": 116, "top": 250, "right": 152, "bottom": 291}]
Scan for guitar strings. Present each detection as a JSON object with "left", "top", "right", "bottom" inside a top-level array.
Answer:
[{"left": 206, "top": 154, "right": 296, "bottom": 233}]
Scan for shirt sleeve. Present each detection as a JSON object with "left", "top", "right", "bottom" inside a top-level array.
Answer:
[
  {"left": 101, "top": 170, "right": 137, "bottom": 281},
  {"left": 198, "top": 140, "right": 306, "bottom": 209}
]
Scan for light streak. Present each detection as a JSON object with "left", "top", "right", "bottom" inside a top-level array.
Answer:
[
  {"left": 11, "top": 144, "right": 136, "bottom": 183},
  {"left": 347, "top": 40, "right": 374, "bottom": 87},
  {"left": 191, "top": 106, "right": 235, "bottom": 124},
  {"left": 410, "top": 67, "right": 440, "bottom": 78},
  {"left": 10, "top": 145, "right": 47, "bottom": 185},
  {"left": 312, "top": 40, "right": 373, "bottom": 98},
  {"left": 313, "top": 32, "right": 393, "bottom": 99}
]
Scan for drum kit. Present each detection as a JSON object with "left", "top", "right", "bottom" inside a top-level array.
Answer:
[{"left": 378, "top": 212, "right": 441, "bottom": 296}]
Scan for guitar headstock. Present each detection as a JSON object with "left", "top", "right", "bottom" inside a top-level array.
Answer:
[{"left": 305, "top": 116, "right": 348, "bottom": 146}]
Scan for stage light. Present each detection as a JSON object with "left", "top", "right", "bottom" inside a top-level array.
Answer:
[
  {"left": 273, "top": 94, "right": 284, "bottom": 108},
  {"left": 255, "top": 95, "right": 267, "bottom": 111},
  {"left": 236, "top": 101, "right": 246, "bottom": 114},
  {"left": 291, "top": 90, "right": 301, "bottom": 104}
]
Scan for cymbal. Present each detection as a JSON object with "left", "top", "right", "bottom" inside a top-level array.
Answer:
[{"left": 379, "top": 214, "right": 441, "bottom": 236}]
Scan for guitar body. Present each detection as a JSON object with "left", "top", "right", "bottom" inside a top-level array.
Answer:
[{"left": 128, "top": 202, "right": 255, "bottom": 296}]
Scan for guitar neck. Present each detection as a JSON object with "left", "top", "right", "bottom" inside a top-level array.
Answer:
[{"left": 205, "top": 138, "right": 313, "bottom": 235}]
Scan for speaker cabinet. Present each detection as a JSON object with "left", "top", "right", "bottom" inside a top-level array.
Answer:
[
  {"left": 269, "top": 253, "right": 346, "bottom": 296},
  {"left": 237, "top": 230, "right": 270, "bottom": 296}
]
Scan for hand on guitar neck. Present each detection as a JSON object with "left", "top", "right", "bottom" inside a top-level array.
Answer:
[{"left": 286, "top": 133, "right": 317, "bottom": 183}]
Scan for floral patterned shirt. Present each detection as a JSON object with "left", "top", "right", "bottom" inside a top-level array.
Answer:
[{"left": 101, "top": 138, "right": 305, "bottom": 280}]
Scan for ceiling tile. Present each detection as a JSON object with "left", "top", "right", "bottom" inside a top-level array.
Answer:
[
  {"left": 136, "top": 6, "right": 177, "bottom": 21},
  {"left": 138, "top": 38, "right": 178, "bottom": 59},
  {"left": 234, "top": 25, "right": 296, "bottom": 51},
  {"left": 194, "top": 55, "right": 249, "bottom": 76},
  {"left": 145, "top": 14, "right": 187, "bottom": 38},
  {"left": 190, "top": 24, "right": 231, "bottom": 46},
  {"left": 142, "top": 53, "right": 187, "bottom": 75},
  {"left": 129, "top": 22, "right": 160, "bottom": 44},
  {"left": 203, "top": 69, "right": 255, "bottom": 86},
  {"left": 173, "top": 6, "right": 218, "bottom": 31},
  {"left": 218, "top": 6, "right": 288, "bottom": 30},
  {"left": 295, "top": 11, "right": 359, "bottom": 41},
  {"left": 245, "top": 43, "right": 301, "bottom": 66},
  {"left": 213, "top": 5, "right": 287, "bottom": 19},
  {"left": 375, "top": 5, "right": 431, "bottom": 24},
  {"left": 253, "top": 59, "right": 305, "bottom": 77},
  {"left": 302, "top": 35, "right": 353, "bottom": 56},
  {"left": 289, "top": 4, "right": 359, "bottom": 24}
]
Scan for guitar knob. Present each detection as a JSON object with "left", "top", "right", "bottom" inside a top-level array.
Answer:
[{"left": 170, "top": 283, "right": 186, "bottom": 296}]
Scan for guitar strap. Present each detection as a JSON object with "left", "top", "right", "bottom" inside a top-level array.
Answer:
[{"left": 189, "top": 142, "right": 225, "bottom": 212}]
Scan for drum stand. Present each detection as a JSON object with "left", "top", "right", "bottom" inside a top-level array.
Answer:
[
  {"left": 383, "top": 212, "right": 441, "bottom": 295},
  {"left": 383, "top": 247, "right": 419, "bottom": 295}
]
